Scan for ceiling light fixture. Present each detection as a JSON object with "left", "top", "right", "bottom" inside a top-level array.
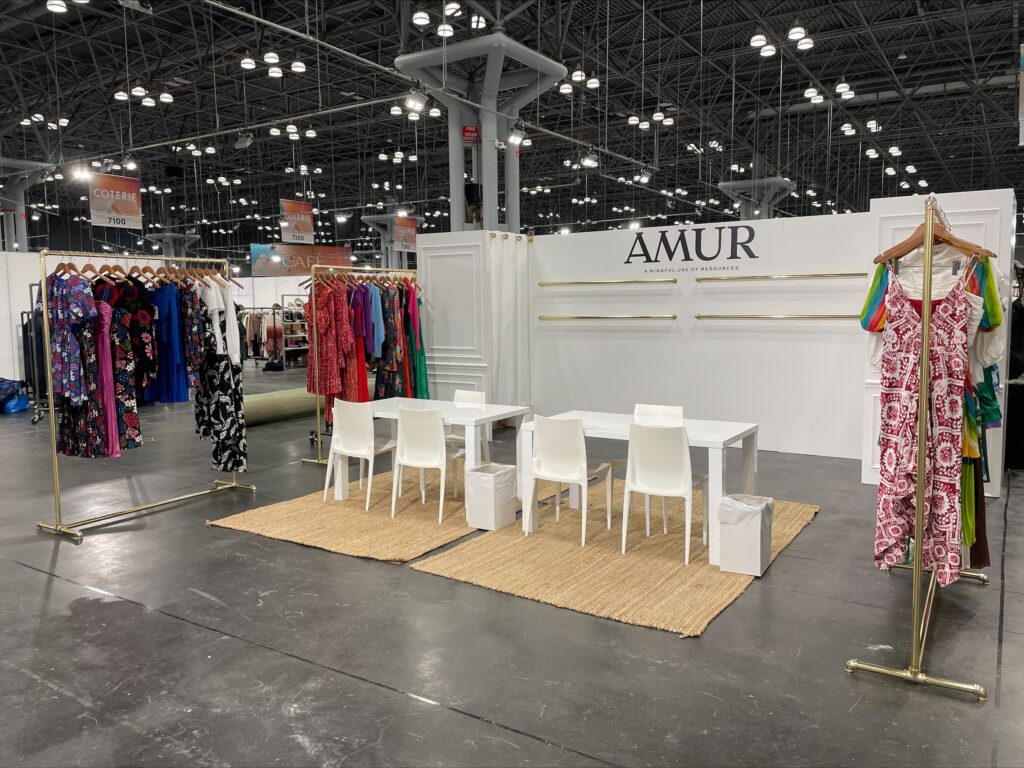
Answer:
[
  {"left": 750, "top": 31, "right": 767, "bottom": 47},
  {"left": 268, "top": 65, "right": 283, "bottom": 78},
  {"left": 652, "top": 111, "right": 665, "bottom": 122},
  {"left": 787, "top": 21, "right": 806, "bottom": 40},
  {"left": 269, "top": 126, "right": 281, "bottom": 136},
  {"left": 580, "top": 150, "right": 599, "bottom": 168},
  {"left": 47, "top": 0, "right": 68, "bottom": 11},
  {"left": 558, "top": 81, "right": 573, "bottom": 94},
  {"left": 835, "top": 79, "right": 850, "bottom": 93},
  {"left": 638, "top": 167, "right": 651, "bottom": 184},
  {"left": 470, "top": 14, "right": 486, "bottom": 29},
  {"left": 796, "top": 36, "right": 814, "bottom": 50},
  {"left": 291, "top": 61, "right": 306, "bottom": 73},
  {"left": 159, "top": 92, "right": 173, "bottom": 103},
  {"left": 662, "top": 117, "right": 674, "bottom": 126},
  {"left": 428, "top": 106, "right": 441, "bottom": 117},
  {"left": 437, "top": 22, "right": 454, "bottom": 37},
  {"left": 123, "top": 155, "right": 137, "bottom": 171},
  {"left": 810, "top": 94, "right": 824, "bottom": 104},
  {"left": 389, "top": 105, "right": 403, "bottom": 115},
  {"left": 263, "top": 51, "right": 279, "bottom": 64},
  {"left": 114, "top": 90, "right": 128, "bottom": 101},
  {"left": 508, "top": 122, "right": 526, "bottom": 145},
  {"left": 521, "top": 137, "right": 533, "bottom": 146},
  {"left": 405, "top": 87, "right": 428, "bottom": 112},
  {"left": 571, "top": 68, "right": 586, "bottom": 82},
  {"left": 627, "top": 115, "right": 639, "bottom": 126},
  {"left": 141, "top": 96, "right": 156, "bottom": 106},
  {"left": 305, "top": 128, "right": 317, "bottom": 138},
  {"left": 638, "top": 120, "right": 651, "bottom": 131},
  {"left": 412, "top": 10, "right": 430, "bottom": 25},
  {"left": 444, "top": 1, "right": 460, "bottom": 15},
  {"left": 803, "top": 86, "right": 818, "bottom": 99},
  {"left": 130, "top": 85, "right": 146, "bottom": 97},
  {"left": 760, "top": 43, "right": 777, "bottom": 57},
  {"left": 240, "top": 55, "right": 256, "bottom": 70},
  {"left": 586, "top": 75, "right": 599, "bottom": 89},
  {"left": 407, "top": 112, "right": 420, "bottom": 121}
]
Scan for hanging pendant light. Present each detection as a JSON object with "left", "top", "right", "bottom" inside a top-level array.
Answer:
[
  {"left": 131, "top": 85, "right": 147, "bottom": 97},
  {"left": 638, "top": 120, "right": 651, "bottom": 130},
  {"left": 389, "top": 105, "right": 403, "bottom": 115},
  {"left": 841, "top": 89, "right": 855, "bottom": 100},
  {"left": 835, "top": 79, "right": 850, "bottom": 93},
  {"left": 796, "top": 36, "right": 814, "bottom": 50},
  {"left": 437, "top": 23, "right": 454, "bottom": 37},
  {"left": 159, "top": 92, "right": 173, "bottom": 103},
  {"left": 662, "top": 117, "right": 674, "bottom": 126},
  {"left": 428, "top": 106, "right": 441, "bottom": 117},
  {"left": 571, "top": 68, "right": 586, "bottom": 82},
  {"left": 114, "top": 90, "right": 128, "bottom": 101},
  {"left": 787, "top": 21, "right": 806, "bottom": 40},
  {"left": 291, "top": 61, "right": 306, "bottom": 73},
  {"left": 46, "top": 0, "right": 68, "bottom": 12},
  {"left": 412, "top": 10, "right": 430, "bottom": 25},
  {"left": 760, "top": 43, "right": 777, "bottom": 57},
  {"left": 141, "top": 96, "right": 156, "bottom": 106},
  {"left": 240, "top": 55, "right": 256, "bottom": 70},
  {"left": 305, "top": 128, "right": 316, "bottom": 138},
  {"left": 269, "top": 126, "right": 281, "bottom": 136},
  {"left": 263, "top": 51, "right": 279, "bottom": 64},
  {"left": 810, "top": 94, "right": 824, "bottom": 104},
  {"left": 652, "top": 111, "right": 665, "bottom": 122},
  {"left": 268, "top": 66, "right": 283, "bottom": 78},
  {"left": 803, "top": 86, "right": 817, "bottom": 99},
  {"left": 750, "top": 31, "right": 767, "bottom": 47},
  {"left": 586, "top": 75, "right": 599, "bottom": 89},
  {"left": 627, "top": 115, "right": 639, "bottom": 126}
]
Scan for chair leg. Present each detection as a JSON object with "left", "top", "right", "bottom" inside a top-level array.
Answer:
[
  {"left": 684, "top": 492, "right": 693, "bottom": 565},
  {"left": 358, "top": 457, "right": 364, "bottom": 489},
  {"left": 365, "top": 454, "right": 375, "bottom": 512},
  {"left": 322, "top": 451, "right": 335, "bottom": 501},
  {"left": 452, "top": 458, "right": 459, "bottom": 499},
  {"left": 621, "top": 488, "right": 631, "bottom": 554},
  {"left": 419, "top": 468, "right": 426, "bottom": 504},
  {"left": 662, "top": 497, "right": 669, "bottom": 534},
  {"left": 390, "top": 462, "right": 400, "bottom": 518},
  {"left": 524, "top": 476, "right": 536, "bottom": 534},
  {"left": 555, "top": 482, "right": 561, "bottom": 521},
  {"left": 645, "top": 495, "right": 651, "bottom": 537},
  {"left": 580, "top": 482, "right": 589, "bottom": 547},
  {"left": 397, "top": 461, "right": 404, "bottom": 498},
  {"left": 438, "top": 465, "right": 447, "bottom": 524},
  {"left": 605, "top": 470, "right": 612, "bottom": 529},
  {"left": 702, "top": 480, "right": 709, "bottom": 546},
  {"left": 482, "top": 437, "right": 491, "bottom": 464}
]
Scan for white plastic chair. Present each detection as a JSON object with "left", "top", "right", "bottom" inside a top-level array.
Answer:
[
  {"left": 622, "top": 423, "right": 704, "bottom": 563},
  {"left": 523, "top": 416, "right": 612, "bottom": 546},
  {"left": 632, "top": 403, "right": 709, "bottom": 547},
  {"left": 445, "top": 389, "right": 491, "bottom": 463},
  {"left": 322, "top": 399, "right": 396, "bottom": 511},
  {"left": 391, "top": 407, "right": 465, "bottom": 523}
]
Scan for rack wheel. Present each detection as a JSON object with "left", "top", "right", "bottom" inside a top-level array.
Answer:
[{"left": 31, "top": 414, "right": 41, "bottom": 424}]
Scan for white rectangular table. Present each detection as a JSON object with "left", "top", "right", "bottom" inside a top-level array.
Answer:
[
  {"left": 518, "top": 411, "right": 758, "bottom": 566},
  {"left": 331, "top": 397, "right": 531, "bottom": 508}
]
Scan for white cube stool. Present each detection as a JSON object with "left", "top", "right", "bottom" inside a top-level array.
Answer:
[
  {"left": 465, "top": 463, "right": 517, "bottom": 530},
  {"left": 718, "top": 494, "right": 774, "bottom": 577}
]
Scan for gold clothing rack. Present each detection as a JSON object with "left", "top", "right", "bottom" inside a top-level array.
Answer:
[
  {"left": 36, "top": 250, "right": 256, "bottom": 542},
  {"left": 301, "top": 263, "right": 418, "bottom": 466},
  {"left": 539, "top": 314, "right": 676, "bottom": 321},
  {"left": 844, "top": 197, "right": 988, "bottom": 701},
  {"left": 538, "top": 278, "right": 678, "bottom": 287},
  {"left": 695, "top": 272, "right": 868, "bottom": 283}
]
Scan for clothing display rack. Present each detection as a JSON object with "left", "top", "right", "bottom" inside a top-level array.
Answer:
[
  {"left": 35, "top": 249, "right": 256, "bottom": 543},
  {"left": 845, "top": 197, "right": 989, "bottom": 701},
  {"left": 239, "top": 305, "right": 282, "bottom": 364},
  {"left": 280, "top": 294, "right": 308, "bottom": 369},
  {"left": 24, "top": 282, "right": 47, "bottom": 423},
  {"left": 300, "top": 263, "right": 418, "bottom": 466}
]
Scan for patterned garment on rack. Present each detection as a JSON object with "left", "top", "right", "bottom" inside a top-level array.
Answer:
[
  {"left": 111, "top": 307, "right": 142, "bottom": 450},
  {"left": 94, "top": 301, "right": 121, "bottom": 458},
  {"left": 179, "top": 285, "right": 205, "bottom": 390},
  {"left": 874, "top": 273, "right": 970, "bottom": 587},
  {"left": 305, "top": 285, "right": 342, "bottom": 396},
  {"left": 373, "top": 286, "right": 407, "bottom": 399},
  {"left": 114, "top": 278, "right": 158, "bottom": 393},
  {"left": 194, "top": 301, "right": 247, "bottom": 472},
  {"left": 43, "top": 273, "right": 96, "bottom": 405},
  {"left": 336, "top": 285, "right": 360, "bottom": 404},
  {"left": 57, "top": 322, "right": 107, "bottom": 458}
]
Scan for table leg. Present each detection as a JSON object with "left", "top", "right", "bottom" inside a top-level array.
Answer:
[
  {"left": 741, "top": 432, "right": 757, "bottom": 495},
  {"left": 513, "top": 415, "right": 526, "bottom": 499},
  {"left": 334, "top": 455, "right": 350, "bottom": 501},
  {"left": 708, "top": 447, "right": 726, "bottom": 566},
  {"left": 521, "top": 429, "right": 536, "bottom": 532}
]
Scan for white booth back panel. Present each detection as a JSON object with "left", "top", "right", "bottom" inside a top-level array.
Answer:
[{"left": 530, "top": 215, "right": 874, "bottom": 459}]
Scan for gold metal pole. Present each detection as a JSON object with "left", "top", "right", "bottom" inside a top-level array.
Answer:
[
  {"left": 909, "top": 196, "right": 937, "bottom": 674},
  {"left": 845, "top": 197, "right": 988, "bottom": 701},
  {"left": 35, "top": 251, "right": 255, "bottom": 541},
  {"left": 537, "top": 278, "right": 678, "bottom": 287},
  {"left": 38, "top": 252, "right": 62, "bottom": 528},
  {"left": 538, "top": 314, "right": 677, "bottom": 320},
  {"left": 694, "top": 272, "right": 869, "bottom": 283},
  {"left": 694, "top": 314, "right": 860, "bottom": 320}
]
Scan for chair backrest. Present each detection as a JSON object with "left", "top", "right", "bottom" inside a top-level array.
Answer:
[
  {"left": 397, "top": 407, "right": 446, "bottom": 466},
  {"left": 625, "top": 423, "right": 692, "bottom": 495},
  {"left": 634, "top": 403, "right": 684, "bottom": 425},
  {"left": 453, "top": 389, "right": 486, "bottom": 406},
  {"left": 532, "top": 416, "right": 587, "bottom": 480},
  {"left": 331, "top": 399, "right": 375, "bottom": 454}
]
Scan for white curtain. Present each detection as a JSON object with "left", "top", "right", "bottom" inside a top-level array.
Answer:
[{"left": 487, "top": 233, "right": 531, "bottom": 406}]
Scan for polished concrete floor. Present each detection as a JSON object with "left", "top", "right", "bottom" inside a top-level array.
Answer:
[{"left": 1, "top": 363, "right": 1022, "bottom": 767}]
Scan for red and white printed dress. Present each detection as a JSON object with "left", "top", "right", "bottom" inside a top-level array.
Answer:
[{"left": 874, "top": 272, "right": 970, "bottom": 587}]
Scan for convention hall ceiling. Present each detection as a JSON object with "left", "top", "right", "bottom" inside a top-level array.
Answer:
[{"left": 0, "top": 0, "right": 1017, "bottom": 261}]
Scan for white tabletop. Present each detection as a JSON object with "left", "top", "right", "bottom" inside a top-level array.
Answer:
[
  {"left": 371, "top": 397, "right": 530, "bottom": 426},
  {"left": 521, "top": 410, "right": 757, "bottom": 448}
]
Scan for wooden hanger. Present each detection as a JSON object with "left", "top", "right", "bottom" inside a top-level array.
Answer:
[
  {"left": 80, "top": 262, "right": 117, "bottom": 286},
  {"left": 874, "top": 218, "right": 994, "bottom": 264}
]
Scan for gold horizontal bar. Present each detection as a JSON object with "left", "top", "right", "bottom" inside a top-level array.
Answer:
[
  {"left": 893, "top": 563, "right": 990, "bottom": 585},
  {"left": 694, "top": 314, "right": 859, "bottom": 320},
  {"left": 539, "top": 314, "right": 677, "bottom": 320},
  {"left": 35, "top": 480, "right": 254, "bottom": 537},
  {"left": 41, "top": 249, "right": 227, "bottom": 265},
  {"left": 845, "top": 659, "right": 987, "bottom": 701},
  {"left": 301, "top": 457, "right": 330, "bottom": 465},
  {"left": 311, "top": 263, "right": 415, "bottom": 274},
  {"left": 538, "top": 278, "right": 678, "bottom": 287},
  {"left": 695, "top": 272, "right": 868, "bottom": 282}
]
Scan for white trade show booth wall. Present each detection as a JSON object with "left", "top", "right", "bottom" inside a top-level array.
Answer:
[
  {"left": 0, "top": 250, "right": 309, "bottom": 384},
  {"left": 417, "top": 189, "right": 1015, "bottom": 496}
]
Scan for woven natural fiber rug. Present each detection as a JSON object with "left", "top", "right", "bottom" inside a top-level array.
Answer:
[
  {"left": 412, "top": 481, "right": 818, "bottom": 636},
  {"left": 208, "top": 470, "right": 475, "bottom": 562}
]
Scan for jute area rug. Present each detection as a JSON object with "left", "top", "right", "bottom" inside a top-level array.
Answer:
[
  {"left": 412, "top": 480, "right": 818, "bottom": 636},
  {"left": 208, "top": 469, "right": 474, "bottom": 563}
]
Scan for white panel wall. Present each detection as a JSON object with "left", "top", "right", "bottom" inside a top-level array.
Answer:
[
  {"left": 417, "top": 230, "right": 491, "bottom": 401},
  {"left": 530, "top": 214, "right": 873, "bottom": 459}
]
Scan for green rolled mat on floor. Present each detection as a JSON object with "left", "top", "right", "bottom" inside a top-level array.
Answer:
[{"left": 244, "top": 388, "right": 319, "bottom": 426}]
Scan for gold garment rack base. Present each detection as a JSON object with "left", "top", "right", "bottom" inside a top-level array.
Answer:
[
  {"left": 540, "top": 314, "right": 677, "bottom": 320},
  {"left": 695, "top": 313, "right": 859, "bottom": 320},
  {"left": 37, "top": 474, "right": 256, "bottom": 543},
  {"left": 846, "top": 567, "right": 988, "bottom": 700}
]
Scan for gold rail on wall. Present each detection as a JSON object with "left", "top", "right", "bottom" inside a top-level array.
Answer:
[
  {"left": 695, "top": 272, "right": 868, "bottom": 283},
  {"left": 538, "top": 278, "right": 678, "bottom": 287},
  {"left": 694, "top": 313, "right": 859, "bottom": 320},
  {"left": 540, "top": 314, "right": 677, "bottom": 320}
]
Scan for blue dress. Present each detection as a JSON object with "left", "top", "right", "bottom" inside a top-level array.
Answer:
[{"left": 149, "top": 284, "right": 190, "bottom": 403}]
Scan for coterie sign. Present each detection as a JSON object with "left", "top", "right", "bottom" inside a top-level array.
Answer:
[
  {"left": 89, "top": 173, "right": 142, "bottom": 230},
  {"left": 279, "top": 198, "right": 314, "bottom": 244},
  {"left": 393, "top": 216, "right": 417, "bottom": 252}
]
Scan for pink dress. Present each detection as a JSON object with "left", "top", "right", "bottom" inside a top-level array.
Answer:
[
  {"left": 94, "top": 301, "right": 120, "bottom": 458},
  {"left": 874, "top": 273, "right": 970, "bottom": 586}
]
